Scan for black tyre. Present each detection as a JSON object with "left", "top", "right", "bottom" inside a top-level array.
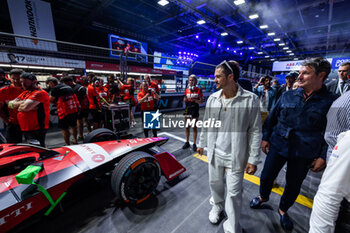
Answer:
[
  {"left": 83, "top": 128, "right": 117, "bottom": 143},
  {"left": 111, "top": 151, "right": 161, "bottom": 204}
]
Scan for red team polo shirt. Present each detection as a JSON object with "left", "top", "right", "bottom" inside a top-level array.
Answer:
[
  {"left": 87, "top": 84, "right": 101, "bottom": 109},
  {"left": 137, "top": 91, "right": 156, "bottom": 111},
  {"left": 16, "top": 88, "right": 50, "bottom": 131},
  {"left": 184, "top": 87, "right": 203, "bottom": 102},
  {"left": 0, "top": 85, "right": 24, "bottom": 124}
]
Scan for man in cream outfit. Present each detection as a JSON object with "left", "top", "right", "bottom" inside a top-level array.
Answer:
[{"left": 197, "top": 60, "right": 262, "bottom": 233}]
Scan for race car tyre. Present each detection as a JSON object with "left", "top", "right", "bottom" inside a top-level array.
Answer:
[
  {"left": 111, "top": 151, "right": 161, "bottom": 204},
  {"left": 83, "top": 128, "right": 117, "bottom": 143}
]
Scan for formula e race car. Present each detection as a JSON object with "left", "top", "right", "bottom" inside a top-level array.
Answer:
[{"left": 0, "top": 129, "right": 186, "bottom": 232}]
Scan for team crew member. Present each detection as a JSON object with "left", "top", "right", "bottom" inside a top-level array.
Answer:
[
  {"left": 88, "top": 77, "right": 103, "bottom": 130},
  {"left": 197, "top": 60, "right": 261, "bottom": 233},
  {"left": 47, "top": 77, "right": 80, "bottom": 145},
  {"left": 182, "top": 74, "right": 203, "bottom": 151},
  {"left": 309, "top": 130, "right": 350, "bottom": 233},
  {"left": 0, "top": 68, "right": 11, "bottom": 88},
  {"left": 9, "top": 73, "right": 50, "bottom": 147},
  {"left": 0, "top": 69, "right": 25, "bottom": 142},
  {"left": 137, "top": 81, "right": 160, "bottom": 137},
  {"left": 144, "top": 75, "right": 160, "bottom": 95},
  {"left": 61, "top": 76, "right": 91, "bottom": 141},
  {"left": 250, "top": 58, "right": 336, "bottom": 230},
  {"left": 119, "top": 78, "right": 137, "bottom": 126},
  {"left": 105, "top": 75, "right": 119, "bottom": 103}
]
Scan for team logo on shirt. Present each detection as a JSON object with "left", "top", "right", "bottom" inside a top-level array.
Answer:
[{"left": 143, "top": 110, "right": 161, "bottom": 129}]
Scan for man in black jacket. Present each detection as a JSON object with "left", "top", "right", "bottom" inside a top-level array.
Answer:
[{"left": 276, "top": 71, "right": 298, "bottom": 100}]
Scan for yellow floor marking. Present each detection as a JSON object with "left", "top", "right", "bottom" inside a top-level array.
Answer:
[{"left": 193, "top": 153, "right": 313, "bottom": 209}]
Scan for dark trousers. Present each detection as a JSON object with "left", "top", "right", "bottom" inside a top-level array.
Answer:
[
  {"left": 6, "top": 123, "right": 22, "bottom": 143},
  {"left": 23, "top": 129, "right": 47, "bottom": 147},
  {"left": 335, "top": 199, "right": 350, "bottom": 233},
  {"left": 259, "top": 147, "right": 313, "bottom": 212}
]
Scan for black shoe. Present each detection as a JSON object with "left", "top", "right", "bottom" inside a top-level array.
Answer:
[
  {"left": 182, "top": 142, "right": 190, "bottom": 149},
  {"left": 278, "top": 211, "right": 293, "bottom": 231},
  {"left": 192, "top": 144, "right": 197, "bottom": 152},
  {"left": 250, "top": 196, "right": 268, "bottom": 209}
]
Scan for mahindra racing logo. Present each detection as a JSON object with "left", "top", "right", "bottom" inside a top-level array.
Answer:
[{"left": 0, "top": 202, "right": 33, "bottom": 226}]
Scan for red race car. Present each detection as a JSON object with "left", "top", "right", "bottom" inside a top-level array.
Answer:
[{"left": 0, "top": 129, "right": 186, "bottom": 232}]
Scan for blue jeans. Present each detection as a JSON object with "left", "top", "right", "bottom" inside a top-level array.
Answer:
[{"left": 259, "top": 147, "right": 313, "bottom": 212}]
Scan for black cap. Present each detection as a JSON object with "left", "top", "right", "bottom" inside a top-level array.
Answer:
[
  {"left": 10, "top": 69, "right": 23, "bottom": 75},
  {"left": 60, "top": 76, "right": 73, "bottom": 83},
  {"left": 0, "top": 68, "right": 5, "bottom": 76},
  {"left": 286, "top": 71, "right": 299, "bottom": 79},
  {"left": 21, "top": 73, "right": 37, "bottom": 81},
  {"left": 45, "top": 77, "right": 58, "bottom": 84}
]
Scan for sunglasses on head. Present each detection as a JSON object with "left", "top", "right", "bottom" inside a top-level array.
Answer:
[{"left": 217, "top": 60, "right": 234, "bottom": 75}]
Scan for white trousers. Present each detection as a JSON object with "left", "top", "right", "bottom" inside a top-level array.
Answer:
[{"left": 209, "top": 155, "right": 244, "bottom": 233}]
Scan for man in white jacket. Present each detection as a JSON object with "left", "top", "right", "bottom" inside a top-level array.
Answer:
[
  {"left": 197, "top": 60, "right": 262, "bottom": 233},
  {"left": 309, "top": 130, "right": 350, "bottom": 233}
]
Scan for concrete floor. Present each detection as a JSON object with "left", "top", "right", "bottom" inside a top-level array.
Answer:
[{"left": 13, "top": 109, "right": 321, "bottom": 233}]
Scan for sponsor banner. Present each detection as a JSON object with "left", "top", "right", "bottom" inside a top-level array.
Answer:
[
  {"left": 332, "top": 57, "right": 350, "bottom": 69},
  {"left": 85, "top": 61, "right": 120, "bottom": 71},
  {"left": 86, "top": 61, "right": 177, "bottom": 75},
  {"left": 154, "top": 63, "right": 189, "bottom": 75},
  {"left": 272, "top": 58, "right": 333, "bottom": 72},
  {"left": 7, "top": 0, "right": 57, "bottom": 51},
  {"left": 0, "top": 52, "right": 85, "bottom": 68}
]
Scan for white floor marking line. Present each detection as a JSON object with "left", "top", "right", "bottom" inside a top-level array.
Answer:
[
  {"left": 170, "top": 195, "right": 211, "bottom": 233},
  {"left": 158, "top": 132, "right": 208, "bottom": 150}
]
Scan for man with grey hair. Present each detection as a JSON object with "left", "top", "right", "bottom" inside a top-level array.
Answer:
[
  {"left": 326, "top": 61, "right": 350, "bottom": 96},
  {"left": 250, "top": 57, "right": 337, "bottom": 230}
]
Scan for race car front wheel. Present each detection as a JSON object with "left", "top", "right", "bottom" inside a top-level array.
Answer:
[
  {"left": 83, "top": 128, "right": 117, "bottom": 143},
  {"left": 111, "top": 151, "right": 161, "bottom": 204}
]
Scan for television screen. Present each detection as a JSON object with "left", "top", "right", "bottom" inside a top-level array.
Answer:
[{"left": 108, "top": 34, "right": 147, "bottom": 62}]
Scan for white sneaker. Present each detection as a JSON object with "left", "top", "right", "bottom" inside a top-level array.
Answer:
[{"left": 209, "top": 204, "right": 223, "bottom": 224}]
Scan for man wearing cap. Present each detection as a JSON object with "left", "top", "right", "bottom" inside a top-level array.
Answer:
[
  {"left": 0, "top": 69, "right": 25, "bottom": 143},
  {"left": 9, "top": 73, "right": 50, "bottom": 147},
  {"left": 326, "top": 61, "right": 350, "bottom": 97},
  {"left": 0, "top": 68, "right": 11, "bottom": 89},
  {"left": 47, "top": 77, "right": 80, "bottom": 145},
  {"left": 276, "top": 71, "right": 298, "bottom": 100},
  {"left": 253, "top": 75, "right": 277, "bottom": 123}
]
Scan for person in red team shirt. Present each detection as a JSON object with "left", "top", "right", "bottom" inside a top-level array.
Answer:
[
  {"left": 9, "top": 73, "right": 50, "bottom": 147},
  {"left": 137, "top": 81, "right": 160, "bottom": 137},
  {"left": 46, "top": 77, "right": 80, "bottom": 145},
  {"left": 182, "top": 74, "right": 203, "bottom": 151},
  {"left": 143, "top": 75, "right": 160, "bottom": 96},
  {"left": 119, "top": 77, "right": 137, "bottom": 126},
  {"left": 61, "top": 76, "right": 91, "bottom": 141},
  {"left": 88, "top": 77, "right": 104, "bottom": 129},
  {"left": 0, "top": 69, "right": 25, "bottom": 143}
]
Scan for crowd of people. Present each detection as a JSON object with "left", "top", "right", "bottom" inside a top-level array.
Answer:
[
  {"left": 0, "top": 58, "right": 349, "bottom": 232},
  {"left": 195, "top": 58, "right": 350, "bottom": 233},
  {"left": 0, "top": 70, "right": 162, "bottom": 146}
]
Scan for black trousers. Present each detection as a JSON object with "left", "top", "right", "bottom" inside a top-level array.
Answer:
[
  {"left": 6, "top": 123, "right": 22, "bottom": 143},
  {"left": 335, "top": 199, "right": 350, "bottom": 233},
  {"left": 259, "top": 147, "right": 313, "bottom": 212},
  {"left": 23, "top": 129, "right": 47, "bottom": 147}
]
